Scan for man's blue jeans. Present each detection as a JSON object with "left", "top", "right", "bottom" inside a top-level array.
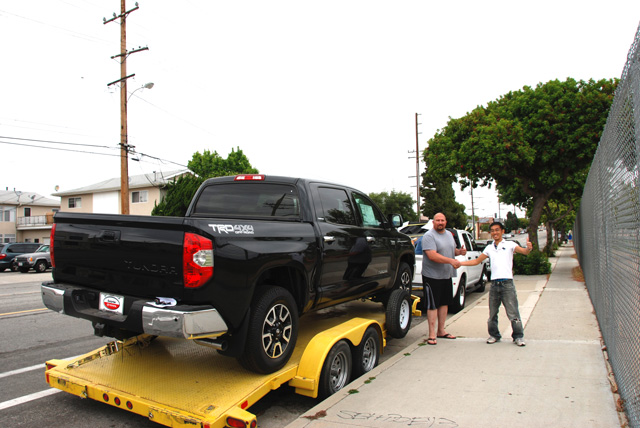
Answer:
[{"left": 488, "top": 279, "right": 524, "bottom": 340}]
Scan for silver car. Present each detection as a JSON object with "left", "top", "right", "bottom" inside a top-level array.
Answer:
[{"left": 14, "top": 245, "right": 51, "bottom": 273}]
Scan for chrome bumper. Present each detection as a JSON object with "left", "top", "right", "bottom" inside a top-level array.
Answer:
[{"left": 41, "top": 283, "right": 228, "bottom": 340}]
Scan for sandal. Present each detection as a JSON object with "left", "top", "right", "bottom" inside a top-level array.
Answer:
[
  {"left": 427, "top": 338, "right": 437, "bottom": 345},
  {"left": 437, "top": 333, "right": 456, "bottom": 339}
]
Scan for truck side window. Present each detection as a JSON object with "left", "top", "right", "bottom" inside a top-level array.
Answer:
[
  {"left": 353, "top": 193, "right": 384, "bottom": 228},
  {"left": 317, "top": 187, "right": 356, "bottom": 225},
  {"left": 462, "top": 233, "right": 474, "bottom": 251}
]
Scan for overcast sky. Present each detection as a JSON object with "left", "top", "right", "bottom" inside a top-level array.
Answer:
[{"left": 2, "top": 1, "right": 639, "bottom": 218}]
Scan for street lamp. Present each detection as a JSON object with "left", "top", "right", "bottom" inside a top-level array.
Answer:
[
  {"left": 128, "top": 82, "right": 154, "bottom": 101},
  {"left": 120, "top": 82, "right": 153, "bottom": 215}
]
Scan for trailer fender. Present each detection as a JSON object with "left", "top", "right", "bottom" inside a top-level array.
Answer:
[{"left": 289, "top": 317, "right": 383, "bottom": 398}]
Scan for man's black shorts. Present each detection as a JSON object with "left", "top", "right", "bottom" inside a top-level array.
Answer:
[{"left": 421, "top": 276, "right": 453, "bottom": 310}]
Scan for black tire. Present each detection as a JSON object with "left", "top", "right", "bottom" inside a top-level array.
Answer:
[
  {"left": 476, "top": 266, "right": 487, "bottom": 293},
  {"left": 10, "top": 263, "right": 18, "bottom": 272},
  {"left": 319, "top": 340, "right": 352, "bottom": 399},
  {"left": 395, "top": 262, "right": 412, "bottom": 293},
  {"left": 450, "top": 275, "right": 466, "bottom": 314},
  {"left": 386, "top": 289, "right": 412, "bottom": 338},
  {"left": 237, "top": 286, "right": 299, "bottom": 374},
  {"left": 352, "top": 326, "right": 380, "bottom": 379},
  {"left": 34, "top": 260, "right": 48, "bottom": 273},
  {"left": 19, "top": 267, "right": 30, "bottom": 273}
]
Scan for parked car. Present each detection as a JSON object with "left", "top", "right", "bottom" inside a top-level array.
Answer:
[
  {"left": 13, "top": 244, "right": 51, "bottom": 273},
  {"left": 0, "top": 242, "right": 43, "bottom": 272},
  {"left": 412, "top": 228, "right": 489, "bottom": 313}
]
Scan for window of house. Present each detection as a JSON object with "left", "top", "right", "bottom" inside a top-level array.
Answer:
[
  {"left": 1, "top": 206, "right": 16, "bottom": 222},
  {"left": 132, "top": 190, "right": 148, "bottom": 204},
  {"left": 24, "top": 207, "right": 31, "bottom": 217},
  {"left": 68, "top": 197, "right": 82, "bottom": 209},
  {"left": 1, "top": 234, "right": 16, "bottom": 243}
]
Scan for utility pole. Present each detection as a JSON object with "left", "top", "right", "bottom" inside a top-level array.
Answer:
[
  {"left": 408, "top": 113, "right": 422, "bottom": 221},
  {"left": 105, "top": 1, "right": 148, "bottom": 215}
]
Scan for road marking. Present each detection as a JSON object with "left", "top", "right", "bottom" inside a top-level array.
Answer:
[
  {"left": 0, "top": 388, "right": 61, "bottom": 410},
  {"left": 0, "top": 363, "right": 44, "bottom": 379},
  {"left": 0, "top": 308, "right": 48, "bottom": 317}
]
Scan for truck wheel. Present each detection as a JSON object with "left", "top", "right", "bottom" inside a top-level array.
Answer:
[
  {"left": 238, "top": 286, "right": 298, "bottom": 374},
  {"left": 319, "top": 340, "right": 352, "bottom": 399},
  {"left": 386, "top": 289, "right": 412, "bottom": 338},
  {"left": 450, "top": 275, "right": 466, "bottom": 313},
  {"left": 476, "top": 266, "right": 487, "bottom": 293},
  {"left": 352, "top": 326, "right": 380, "bottom": 379},
  {"left": 34, "top": 261, "right": 47, "bottom": 273},
  {"left": 395, "top": 262, "right": 412, "bottom": 293}
]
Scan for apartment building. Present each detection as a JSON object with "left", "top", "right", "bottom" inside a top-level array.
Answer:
[
  {"left": 52, "top": 170, "right": 190, "bottom": 214},
  {"left": 0, "top": 189, "right": 60, "bottom": 244}
]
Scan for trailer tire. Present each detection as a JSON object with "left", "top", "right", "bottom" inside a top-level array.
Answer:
[
  {"left": 319, "top": 340, "right": 352, "bottom": 399},
  {"left": 238, "top": 286, "right": 298, "bottom": 374},
  {"left": 352, "top": 326, "right": 380, "bottom": 379},
  {"left": 386, "top": 289, "right": 412, "bottom": 338}
]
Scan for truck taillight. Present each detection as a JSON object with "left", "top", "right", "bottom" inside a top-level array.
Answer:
[
  {"left": 183, "top": 233, "right": 213, "bottom": 288},
  {"left": 50, "top": 224, "right": 56, "bottom": 268}
]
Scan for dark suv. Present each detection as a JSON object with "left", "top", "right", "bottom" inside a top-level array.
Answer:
[{"left": 0, "top": 242, "right": 42, "bottom": 272}]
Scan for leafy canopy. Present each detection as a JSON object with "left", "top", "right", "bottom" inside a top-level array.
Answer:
[
  {"left": 424, "top": 77, "right": 617, "bottom": 247},
  {"left": 368, "top": 190, "right": 416, "bottom": 224},
  {"left": 152, "top": 147, "right": 258, "bottom": 216}
]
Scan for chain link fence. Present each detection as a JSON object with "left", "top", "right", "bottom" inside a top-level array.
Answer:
[{"left": 575, "top": 22, "right": 640, "bottom": 428}]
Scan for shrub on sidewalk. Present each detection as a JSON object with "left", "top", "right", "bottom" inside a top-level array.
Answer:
[{"left": 514, "top": 249, "right": 551, "bottom": 275}]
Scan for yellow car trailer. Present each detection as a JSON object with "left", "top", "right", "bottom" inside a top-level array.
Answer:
[{"left": 44, "top": 298, "right": 420, "bottom": 428}]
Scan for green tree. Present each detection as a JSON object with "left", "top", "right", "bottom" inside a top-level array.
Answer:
[
  {"left": 423, "top": 77, "right": 617, "bottom": 248},
  {"left": 151, "top": 174, "right": 204, "bottom": 217},
  {"left": 504, "top": 211, "right": 519, "bottom": 233},
  {"left": 152, "top": 147, "right": 259, "bottom": 216},
  {"left": 420, "top": 174, "right": 467, "bottom": 229},
  {"left": 188, "top": 147, "right": 258, "bottom": 178},
  {"left": 368, "top": 190, "right": 415, "bottom": 223}
]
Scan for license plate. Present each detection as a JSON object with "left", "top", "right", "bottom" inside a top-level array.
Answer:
[
  {"left": 99, "top": 292, "right": 124, "bottom": 315},
  {"left": 18, "top": 262, "right": 24, "bottom": 266}
]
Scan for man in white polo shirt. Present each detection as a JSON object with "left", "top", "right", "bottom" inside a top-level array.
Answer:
[{"left": 460, "top": 221, "right": 532, "bottom": 346}]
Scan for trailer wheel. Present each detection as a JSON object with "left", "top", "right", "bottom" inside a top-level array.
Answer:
[
  {"left": 386, "top": 289, "right": 412, "bottom": 338},
  {"left": 352, "top": 326, "right": 380, "bottom": 379},
  {"left": 238, "top": 286, "right": 298, "bottom": 374},
  {"left": 319, "top": 340, "right": 352, "bottom": 399}
]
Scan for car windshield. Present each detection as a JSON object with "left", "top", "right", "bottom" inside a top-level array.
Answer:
[{"left": 36, "top": 245, "right": 49, "bottom": 253}]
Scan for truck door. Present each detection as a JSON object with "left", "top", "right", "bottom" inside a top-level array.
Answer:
[
  {"left": 461, "top": 232, "right": 483, "bottom": 281},
  {"left": 311, "top": 185, "right": 390, "bottom": 306}
]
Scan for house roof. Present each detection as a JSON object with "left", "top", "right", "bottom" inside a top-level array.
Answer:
[
  {"left": 0, "top": 190, "right": 60, "bottom": 207},
  {"left": 52, "top": 169, "right": 191, "bottom": 196}
]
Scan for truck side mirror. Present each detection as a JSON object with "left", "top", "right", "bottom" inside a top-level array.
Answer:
[{"left": 389, "top": 214, "right": 403, "bottom": 228}]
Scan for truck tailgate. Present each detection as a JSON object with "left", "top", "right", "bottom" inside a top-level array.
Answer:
[{"left": 52, "top": 212, "right": 186, "bottom": 298}]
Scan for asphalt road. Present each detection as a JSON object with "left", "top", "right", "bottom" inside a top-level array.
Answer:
[{"left": 0, "top": 270, "right": 486, "bottom": 428}]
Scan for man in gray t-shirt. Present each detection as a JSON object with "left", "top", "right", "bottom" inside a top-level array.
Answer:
[{"left": 420, "top": 213, "right": 465, "bottom": 345}]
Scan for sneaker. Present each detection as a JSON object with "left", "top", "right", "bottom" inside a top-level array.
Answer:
[
  {"left": 486, "top": 336, "right": 500, "bottom": 344},
  {"left": 514, "top": 338, "right": 526, "bottom": 347}
]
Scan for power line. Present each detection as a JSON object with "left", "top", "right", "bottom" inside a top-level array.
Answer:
[{"left": 0, "top": 135, "right": 114, "bottom": 150}]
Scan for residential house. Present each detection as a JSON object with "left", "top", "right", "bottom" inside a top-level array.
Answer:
[
  {"left": 0, "top": 189, "right": 61, "bottom": 244},
  {"left": 52, "top": 170, "right": 190, "bottom": 215}
]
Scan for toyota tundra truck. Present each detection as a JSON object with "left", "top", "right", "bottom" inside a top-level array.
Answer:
[{"left": 42, "top": 174, "right": 415, "bottom": 374}]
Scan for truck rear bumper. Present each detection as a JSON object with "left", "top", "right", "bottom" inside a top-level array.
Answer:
[{"left": 41, "top": 282, "right": 228, "bottom": 340}]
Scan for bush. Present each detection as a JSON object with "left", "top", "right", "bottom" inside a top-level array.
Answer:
[{"left": 513, "top": 249, "right": 551, "bottom": 275}]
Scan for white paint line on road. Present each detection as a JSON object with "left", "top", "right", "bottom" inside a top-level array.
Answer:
[
  {"left": 0, "top": 363, "right": 44, "bottom": 379},
  {"left": 0, "top": 388, "right": 61, "bottom": 410}
]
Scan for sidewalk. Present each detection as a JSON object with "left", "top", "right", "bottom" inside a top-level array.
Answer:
[{"left": 286, "top": 246, "right": 623, "bottom": 428}]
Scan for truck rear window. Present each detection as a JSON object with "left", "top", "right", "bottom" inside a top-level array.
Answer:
[{"left": 191, "top": 183, "right": 300, "bottom": 218}]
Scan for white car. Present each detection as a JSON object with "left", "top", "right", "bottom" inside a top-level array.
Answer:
[{"left": 412, "top": 228, "right": 489, "bottom": 313}]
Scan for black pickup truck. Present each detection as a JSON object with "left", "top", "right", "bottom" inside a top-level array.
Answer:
[{"left": 42, "top": 175, "right": 415, "bottom": 373}]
